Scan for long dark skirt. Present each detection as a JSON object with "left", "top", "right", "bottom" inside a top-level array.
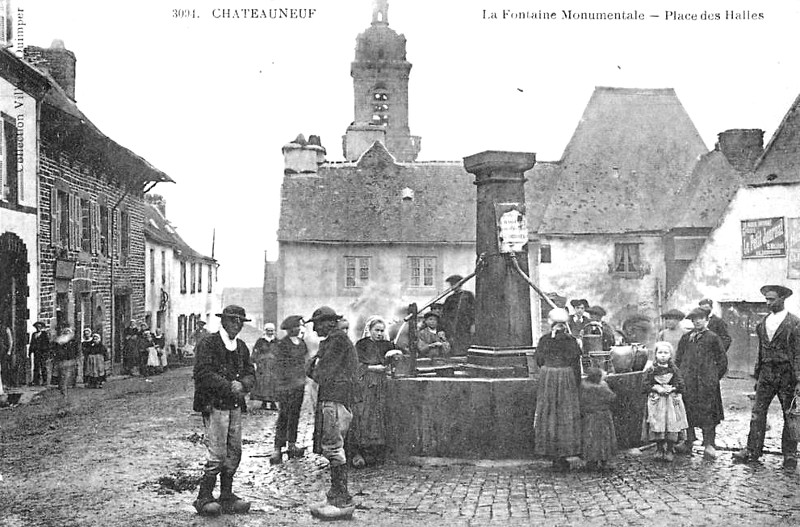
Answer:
[
  {"left": 351, "top": 370, "right": 387, "bottom": 447},
  {"left": 534, "top": 366, "right": 581, "bottom": 458},
  {"left": 582, "top": 410, "right": 617, "bottom": 462}
]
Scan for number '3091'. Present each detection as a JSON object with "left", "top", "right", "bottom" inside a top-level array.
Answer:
[{"left": 172, "top": 9, "right": 197, "bottom": 18}]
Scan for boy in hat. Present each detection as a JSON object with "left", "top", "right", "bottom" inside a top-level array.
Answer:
[
  {"left": 192, "top": 305, "right": 255, "bottom": 515},
  {"left": 306, "top": 306, "right": 358, "bottom": 519},
  {"left": 698, "top": 298, "right": 732, "bottom": 351},
  {"left": 733, "top": 285, "right": 800, "bottom": 470},
  {"left": 568, "top": 299, "right": 590, "bottom": 337},
  {"left": 674, "top": 308, "right": 727, "bottom": 459},
  {"left": 417, "top": 312, "right": 450, "bottom": 358},
  {"left": 658, "top": 309, "right": 687, "bottom": 356},
  {"left": 28, "top": 322, "right": 51, "bottom": 386}
]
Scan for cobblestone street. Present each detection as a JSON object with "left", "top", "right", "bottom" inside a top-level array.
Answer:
[{"left": 1, "top": 367, "right": 798, "bottom": 527}]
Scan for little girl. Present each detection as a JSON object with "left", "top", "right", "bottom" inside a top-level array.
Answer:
[
  {"left": 641, "top": 341, "right": 688, "bottom": 462},
  {"left": 580, "top": 368, "right": 617, "bottom": 470}
]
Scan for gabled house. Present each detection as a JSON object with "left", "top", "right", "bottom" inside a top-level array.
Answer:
[
  {"left": 536, "top": 87, "right": 709, "bottom": 327},
  {"left": 25, "top": 41, "right": 173, "bottom": 369},
  {"left": 669, "top": 92, "right": 800, "bottom": 372},
  {"left": 143, "top": 195, "right": 220, "bottom": 356}
]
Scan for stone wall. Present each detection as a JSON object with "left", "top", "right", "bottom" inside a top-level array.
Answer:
[{"left": 38, "top": 142, "right": 147, "bottom": 361}]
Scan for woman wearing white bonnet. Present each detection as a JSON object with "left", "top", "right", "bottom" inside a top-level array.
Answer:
[{"left": 534, "top": 307, "right": 583, "bottom": 469}]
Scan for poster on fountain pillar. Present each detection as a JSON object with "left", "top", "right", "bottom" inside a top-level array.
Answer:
[{"left": 495, "top": 203, "right": 528, "bottom": 253}]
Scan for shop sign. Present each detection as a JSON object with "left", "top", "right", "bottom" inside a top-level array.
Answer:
[{"left": 741, "top": 217, "right": 785, "bottom": 258}]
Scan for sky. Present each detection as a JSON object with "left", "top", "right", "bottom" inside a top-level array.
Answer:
[{"left": 14, "top": 0, "right": 800, "bottom": 288}]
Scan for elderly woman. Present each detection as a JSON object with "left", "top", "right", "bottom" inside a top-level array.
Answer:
[
  {"left": 347, "top": 316, "right": 396, "bottom": 467},
  {"left": 270, "top": 315, "right": 309, "bottom": 465},
  {"left": 84, "top": 334, "right": 109, "bottom": 388},
  {"left": 534, "top": 308, "right": 583, "bottom": 469},
  {"left": 251, "top": 323, "right": 280, "bottom": 410}
]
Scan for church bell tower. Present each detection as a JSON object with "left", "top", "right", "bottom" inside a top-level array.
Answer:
[{"left": 343, "top": 0, "right": 421, "bottom": 162}]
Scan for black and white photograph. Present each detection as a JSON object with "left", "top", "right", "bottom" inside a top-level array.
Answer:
[{"left": 1, "top": 0, "right": 800, "bottom": 525}]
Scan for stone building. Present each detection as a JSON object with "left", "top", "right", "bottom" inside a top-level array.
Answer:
[
  {"left": 669, "top": 92, "right": 800, "bottom": 372},
  {"left": 275, "top": 2, "right": 759, "bottom": 343},
  {"left": 25, "top": 41, "right": 172, "bottom": 367},
  {"left": 0, "top": 48, "right": 48, "bottom": 387},
  {"left": 143, "top": 196, "right": 220, "bottom": 356}
]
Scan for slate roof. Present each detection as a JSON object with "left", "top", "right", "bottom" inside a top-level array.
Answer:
[
  {"left": 539, "top": 87, "right": 708, "bottom": 234},
  {"left": 29, "top": 58, "right": 173, "bottom": 185},
  {"left": 752, "top": 92, "right": 800, "bottom": 185},
  {"left": 673, "top": 149, "right": 742, "bottom": 229},
  {"left": 277, "top": 142, "right": 560, "bottom": 244},
  {"left": 143, "top": 204, "right": 215, "bottom": 262}
]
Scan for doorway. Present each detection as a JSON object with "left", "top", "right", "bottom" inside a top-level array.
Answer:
[{"left": 0, "top": 232, "right": 30, "bottom": 387}]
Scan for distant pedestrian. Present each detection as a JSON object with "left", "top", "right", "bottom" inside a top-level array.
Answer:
[
  {"left": 674, "top": 308, "right": 727, "bottom": 459},
  {"left": 84, "top": 334, "right": 108, "bottom": 388},
  {"left": 122, "top": 321, "right": 139, "bottom": 375},
  {"left": 79, "top": 327, "right": 92, "bottom": 385},
  {"left": 658, "top": 309, "right": 687, "bottom": 357},
  {"left": 270, "top": 315, "right": 309, "bottom": 465},
  {"left": 52, "top": 327, "right": 80, "bottom": 399},
  {"left": 441, "top": 274, "right": 475, "bottom": 356},
  {"left": 534, "top": 308, "right": 582, "bottom": 470},
  {"left": 192, "top": 305, "right": 255, "bottom": 516},
  {"left": 190, "top": 320, "right": 210, "bottom": 348},
  {"left": 251, "top": 323, "right": 279, "bottom": 410},
  {"left": 642, "top": 341, "right": 688, "bottom": 462},
  {"left": 733, "top": 285, "right": 800, "bottom": 470},
  {"left": 306, "top": 306, "right": 358, "bottom": 519},
  {"left": 580, "top": 368, "right": 617, "bottom": 471},
  {"left": 139, "top": 329, "right": 157, "bottom": 380},
  {"left": 28, "top": 322, "right": 51, "bottom": 387},
  {"left": 698, "top": 298, "right": 732, "bottom": 352}
]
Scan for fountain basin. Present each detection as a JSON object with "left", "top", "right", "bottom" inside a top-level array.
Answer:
[{"left": 386, "top": 371, "right": 647, "bottom": 459}]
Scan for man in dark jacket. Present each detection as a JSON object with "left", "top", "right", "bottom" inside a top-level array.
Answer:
[
  {"left": 441, "top": 274, "right": 475, "bottom": 356},
  {"left": 192, "top": 305, "right": 256, "bottom": 516},
  {"left": 28, "top": 322, "right": 51, "bottom": 386},
  {"left": 306, "top": 306, "right": 358, "bottom": 519},
  {"left": 733, "top": 285, "right": 800, "bottom": 470},
  {"left": 698, "top": 298, "right": 732, "bottom": 352}
]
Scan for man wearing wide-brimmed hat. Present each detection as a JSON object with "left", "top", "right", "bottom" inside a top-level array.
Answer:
[
  {"left": 192, "top": 305, "right": 255, "bottom": 516},
  {"left": 734, "top": 285, "right": 800, "bottom": 470},
  {"left": 305, "top": 306, "right": 358, "bottom": 519},
  {"left": 28, "top": 321, "right": 51, "bottom": 387}
]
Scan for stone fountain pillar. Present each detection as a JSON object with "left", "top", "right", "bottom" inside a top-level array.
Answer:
[{"left": 462, "top": 151, "right": 537, "bottom": 376}]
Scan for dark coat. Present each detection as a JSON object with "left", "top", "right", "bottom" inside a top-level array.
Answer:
[
  {"left": 754, "top": 311, "right": 800, "bottom": 381},
  {"left": 275, "top": 336, "right": 308, "bottom": 392},
  {"left": 28, "top": 331, "right": 51, "bottom": 358},
  {"left": 675, "top": 329, "right": 727, "bottom": 427},
  {"left": 442, "top": 290, "right": 475, "bottom": 355},
  {"left": 708, "top": 315, "right": 732, "bottom": 352},
  {"left": 192, "top": 332, "right": 255, "bottom": 413}
]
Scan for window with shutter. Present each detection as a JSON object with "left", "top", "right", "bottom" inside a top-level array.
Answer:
[
  {"left": 70, "top": 194, "right": 80, "bottom": 251},
  {"left": 114, "top": 209, "right": 121, "bottom": 259},
  {"left": 91, "top": 203, "right": 100, "bottom": 254}
]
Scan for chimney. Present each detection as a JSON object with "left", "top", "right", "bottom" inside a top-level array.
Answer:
[
  {"left": 717, "top": 129, "right": 764, "bottom": 172},
  {"left": 282, "top": 134, "right": 324, "bottom": 174},
  {"left": 342, "top": 122, "right": 387, "bottom": 161},
  {"left": 145, "top": 194, "right": 167, "bottom": 217},
  {"left": 24, "top": 40, "right": 77, "bottom": 101}
]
